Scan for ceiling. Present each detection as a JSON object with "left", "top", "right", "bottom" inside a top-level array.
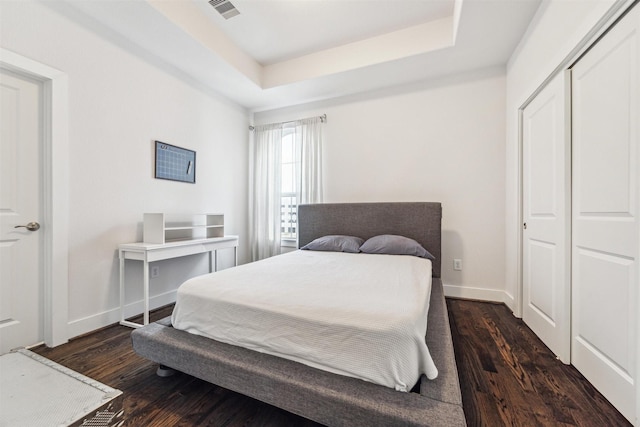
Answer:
[
  {"left": 215, "top": 0, "right": 455, "bottom": 65},
  {"left": 57, "top": 0, "right": 541, "bottom": 112}
]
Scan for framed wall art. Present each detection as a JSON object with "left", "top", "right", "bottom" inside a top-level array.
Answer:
[{"left": 154, "top": 141, "right": 196, "bottom": 184}]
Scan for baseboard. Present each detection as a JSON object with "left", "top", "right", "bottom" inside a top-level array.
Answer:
[
  {"left": 67, "top": 291, "right": 177, "bottom": 339},
  {"left": 443, "top": 283, "right": 510, "bottom": 305},
  {"left": 68, "top": 285, "right": 510, "bottom": 339},
  {"left": 503, "top": 291, "right": 516, "bottom": 313}
]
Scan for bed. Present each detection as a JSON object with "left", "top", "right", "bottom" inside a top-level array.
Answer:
[{"left": 131, "top": 202, "right": 466, "bottom": 426}]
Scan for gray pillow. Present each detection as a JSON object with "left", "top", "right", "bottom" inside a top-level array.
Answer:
[
  {"left": 301, "top": 235, "right": 364, "bottom": 253},
  {"left": 359, "top": 235, "right": 435, "bottom": 260}
]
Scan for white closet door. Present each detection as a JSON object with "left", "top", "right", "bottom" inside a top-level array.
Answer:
[
  {"left": 571, "top": 5, "right": 639, "bottom": 423},
  {"left": 522, "top": 72, "right": 571, "bottom": 363}
]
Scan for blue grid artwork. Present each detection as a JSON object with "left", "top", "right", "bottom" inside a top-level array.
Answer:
[{"left": 155, "top": 141, "right": 196, "bottom": 183}]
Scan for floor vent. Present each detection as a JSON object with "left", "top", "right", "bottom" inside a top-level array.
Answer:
[{"left": 208, "top": 0, "right": 240, "bottom": 19}]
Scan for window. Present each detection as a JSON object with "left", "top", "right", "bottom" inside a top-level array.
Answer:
[
  {"left": 280, "top": 129, "right": 297, "bottom": 242},
  {"left": 250, "top": 116, "right": 323, "bottom": 261}
]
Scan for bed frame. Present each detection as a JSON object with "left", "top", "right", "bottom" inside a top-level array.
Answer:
[{"left": 131, "top": 202, "right": 466, "bottom": 426}]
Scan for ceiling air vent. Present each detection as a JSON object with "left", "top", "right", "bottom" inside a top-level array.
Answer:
[{"left": 208, "top": 0, "right": 240, "bottom": 20}]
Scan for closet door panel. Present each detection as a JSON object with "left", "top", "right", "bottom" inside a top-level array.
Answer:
[
  {"left": 575, "top": 38, "right": 634, "bottom": 214},
  {"left": 522, "top": 72, "right": 571, "bottom": 363},
  {"left": 574, "top": 248, "right": 633, "bottom": 367},
  {"left": 571, "top": 5, "right": 639, "bottom": 423}
]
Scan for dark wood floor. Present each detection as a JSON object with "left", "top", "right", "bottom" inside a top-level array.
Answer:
[
  {"left": 31, "top": 300, "right": 631, "bottom": 427},
  {"left": 447, "top": 299, "right": 631, "bottom": 427}
]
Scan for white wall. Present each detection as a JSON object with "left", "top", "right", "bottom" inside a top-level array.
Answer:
[
  {"left": 0, "top": 1, "right": 249, "bottom": 337},
  {"left": 505, "top": 0, "right": 621, "bottom": 313},
  {"left": 255, "top": 68, "right": 507, "bottom": 301}
]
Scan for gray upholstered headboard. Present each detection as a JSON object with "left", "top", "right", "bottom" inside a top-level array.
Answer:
[{"left": 297, "top": 202, "right": 442, "bottom": 278}]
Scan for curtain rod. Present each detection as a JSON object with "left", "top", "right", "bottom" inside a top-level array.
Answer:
[{"left": 248, "top": 114, "right": 326, "bottom": 131}]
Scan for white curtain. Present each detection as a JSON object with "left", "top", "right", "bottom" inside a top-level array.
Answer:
[
  {"left": 250, "top": 124, "right": 283, "bottom": 261},
  {"left": 250, "top": 117, "right": 324, "bottom": 261},
  {"left": 294, "top": 117, "right": 324, "bottom": 205}
]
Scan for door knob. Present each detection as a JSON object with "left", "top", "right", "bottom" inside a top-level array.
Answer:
[{"left": 14, "top": 221, "right": 40, "bottom": 231}]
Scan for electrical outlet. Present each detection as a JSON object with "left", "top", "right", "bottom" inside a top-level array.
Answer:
[
  {"left": 453, "top": 259, "right": 462, "bottom": 271},
  {"left": 151, "top": 265, "right": 160, "bottom": 278}
]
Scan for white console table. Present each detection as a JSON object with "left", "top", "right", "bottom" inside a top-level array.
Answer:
[{"left": 119, "top": 235, "right": 239, "bottom": 328}]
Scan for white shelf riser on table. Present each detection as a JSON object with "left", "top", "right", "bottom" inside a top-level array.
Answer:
[{"left": 143, "top": 213, "right": 225, "bottom": 244}]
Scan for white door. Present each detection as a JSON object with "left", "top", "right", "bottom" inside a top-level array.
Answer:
[
  {"left": 522, "top": 72, "right": 571, "bottom": 363},
  {"left": 0, "top": 68, "right": 43, "bottom": 354},
  {"left": 571, "top": 5, "right": 639, "bottom": 423}
]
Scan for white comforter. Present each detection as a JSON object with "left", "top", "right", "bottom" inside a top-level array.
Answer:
[{"left": 171, "top": 250, "right": 438, "bottom": 391}]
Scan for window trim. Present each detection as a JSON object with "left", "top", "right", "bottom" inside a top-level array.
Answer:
[{"left": 280, "top": 238, "right": 297, "bottom": 248}]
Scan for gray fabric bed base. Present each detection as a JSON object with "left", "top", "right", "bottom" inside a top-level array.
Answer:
[
  {"left": 131, "top": 202, "right": 465, "bottom": 426},
  {"left": 131, "top": 278, "right": 466, "bottom": 427}
]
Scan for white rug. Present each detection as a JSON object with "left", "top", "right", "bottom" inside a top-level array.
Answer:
[{"left": 0, "top": 349, "right": 123, "bottom": 427}]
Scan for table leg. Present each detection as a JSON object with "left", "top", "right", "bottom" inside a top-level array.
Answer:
[
  {"left": 119, "top": 251, "right": 125, "bottom": 324},
  {"left": 143, "top": 258, "right": 150, "bottom": 326}
]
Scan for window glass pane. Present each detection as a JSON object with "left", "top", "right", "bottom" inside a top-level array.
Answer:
[
  {"left": 281, "top": 163, "right": 294, "bottom": 193},
  {"left": 280, "top": 195, "right": 297, "bottom": 238},
  {"left": 281, "top": 130, "right": 298, "bottom": 240},
  {"left": 282, "top": 133, "right": 294, "bottom": 163}
]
